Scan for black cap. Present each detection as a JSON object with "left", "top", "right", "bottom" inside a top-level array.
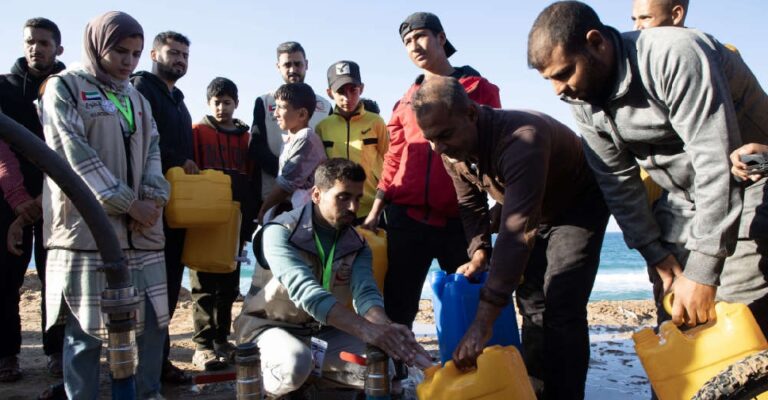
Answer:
[
  {"left": 327, "top": 60, "right": 362, "bottom": 93},
  {"left": 399, "top": 12, "right": 456, "bottom": 58}
]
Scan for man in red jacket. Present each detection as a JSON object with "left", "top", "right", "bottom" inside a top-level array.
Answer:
[{"left": 361, "top": 12, "right": 501, "bottom": 377}]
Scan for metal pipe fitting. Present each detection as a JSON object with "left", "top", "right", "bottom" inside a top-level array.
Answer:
[
  {"left": 365, "top": 345, "right": 391, "bottom": 399},
  {"left": 0, "top": 113, "right": 139, "bottom": 390},
  {"left": 236, "top": 342, "right": 262, "bottom": 399}
]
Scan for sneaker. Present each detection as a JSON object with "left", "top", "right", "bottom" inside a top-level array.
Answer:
[
  {"left": 214, "top": 341, "right": 237, "bottom": 363},
  {"left": 192, "top": 349, "right": 227, "bottom": 371}
]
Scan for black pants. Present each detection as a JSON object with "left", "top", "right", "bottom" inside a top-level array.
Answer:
[
  {"left": 189, "top": 243, "right": 243, "bottom": 349},
  {"left": 162, "top": 223, "right": 187, "bottom": 362},
  {"left": 0, "top": 202, "right": 63, "bottom": 358},
  {"left": 515, "top": 192, "right": 609, "bottom": 400},
  {"left": 383, "top": 205, "right": 469, "bottom": 328}
]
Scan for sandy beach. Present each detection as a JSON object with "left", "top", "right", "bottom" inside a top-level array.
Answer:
[{"left": 1, "top": 270, "right": 656, "bottom": 399}]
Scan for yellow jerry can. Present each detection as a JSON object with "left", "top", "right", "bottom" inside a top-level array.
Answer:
[
  {"left": 354, "top": 227, "right": 387, "bottom": 293},
  {"left": 633, "top": 301, "right": 768, "bottom": 400},
  {"left": 417, "top": 345, "right": 536, "bottom": 400},
  {"left": 182, "top": 201, "right": 241, "bottom": 273},
  {"left": 165, "top": 167, "right": 232, "bottom": 228},
  {"left": 640, "top": 167, "right": 663, "bottom": 206}
]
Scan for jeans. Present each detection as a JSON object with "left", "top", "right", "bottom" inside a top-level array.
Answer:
[
  {"left": 63, "top": 296, "right": 166, "bottom": 399},
  {"left": 515, "top": 190, "right": 609, "bottom": 400}
]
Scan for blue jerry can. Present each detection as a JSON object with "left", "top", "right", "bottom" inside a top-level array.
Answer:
[{"left": 430, "top": 270, "right": 521, "bottom": 364}]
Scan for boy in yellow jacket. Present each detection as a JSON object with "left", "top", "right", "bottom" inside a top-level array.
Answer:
[{"left": 315, "top": 61, "right": 389, "bottom": 222}]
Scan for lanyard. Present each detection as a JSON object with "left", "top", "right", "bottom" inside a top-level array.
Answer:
[
  {"left": 314, "top": 231, "right": 339, "bottom": 291},
  {"left": 105, "top": 91, "right": 135, "bottom": 133}
]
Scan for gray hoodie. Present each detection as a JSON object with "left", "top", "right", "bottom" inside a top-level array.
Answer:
[{"left": 564, "top": 26, "right": 768, "bottom": 287}]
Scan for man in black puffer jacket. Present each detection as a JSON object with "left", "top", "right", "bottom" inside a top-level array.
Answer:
[{"left": 0, "top": 17, "right": 65, "bottom": 383}]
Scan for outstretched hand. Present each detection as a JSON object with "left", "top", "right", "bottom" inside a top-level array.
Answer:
[{"left": 361, "top": 322, "right": 432, "bottom": 368}]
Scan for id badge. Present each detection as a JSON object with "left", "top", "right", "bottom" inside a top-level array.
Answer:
[{"left": 310, "top": 336, "right": 328, "bottom": 377}]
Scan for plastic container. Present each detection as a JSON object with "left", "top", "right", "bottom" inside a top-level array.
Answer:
[
  {"left": 640, "top": 168, "right": 663, "bottom": 206},
  {"left": 165, "top": 167, "right": 232, "bottom": 228},
  {"left": 633, "top": 301, "right": 768, "bottom": 400},
  {"left": 416, "top": 345, "right": 536, "bottom": 400},
  {"left": 430, "top": 271, "right": 521, "bottom": 364},
  {"left": 355, "top": 227, "right": 387, "bottom": 293},
  {"left": 182, "top": 201, "right": 241, "bottom": 273}
]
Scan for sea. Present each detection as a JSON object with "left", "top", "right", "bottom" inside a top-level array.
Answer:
[{"left": 178, "top": 231, "right": 652, "bottom": 302}]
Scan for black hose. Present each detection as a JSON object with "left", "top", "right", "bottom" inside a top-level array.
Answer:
[{"left": 0, "top": 112, "right": 130, "bottom": 288}]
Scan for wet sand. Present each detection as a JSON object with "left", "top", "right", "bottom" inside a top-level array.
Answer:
[{"left": 1, "top": 271, "right": 656, "bottom": 399}]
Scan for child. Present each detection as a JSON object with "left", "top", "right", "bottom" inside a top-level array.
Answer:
[
  {"left": 190, "top": 77, "right": 254, "bottom": 370},
  {"left": 315, "top": 61, "right": 389, "bottom": 222},
  {"left": 39, "top": 12, "right": 168, "bottom": 398},
  {"left": 257, "top": 82, "right": 326, "bottom": 223}
]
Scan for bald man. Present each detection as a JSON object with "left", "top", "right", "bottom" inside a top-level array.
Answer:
[
  {"left": 414, "top": 75, "right": 609, "bottom": 399},
  {"left": 632, "top": 0, "right": 687, "bottom": 30}
]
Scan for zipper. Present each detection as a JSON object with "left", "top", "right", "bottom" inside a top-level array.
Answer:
[
  {"left": 423, "top": 147, "right": 433, "bottom": 222},
  {"left": 345, "top": 117, "right": 351, "bottom": 159},
  {"left": 603, "top": 110, "right": 692, "bottom": 203}
]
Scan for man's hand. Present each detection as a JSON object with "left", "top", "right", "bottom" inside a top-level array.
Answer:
[
  {"left": 128, "top": 200, "right": 161, "bottom": 227},
  {"left": 453, "top": 319, "right": 493, "bottom": 371},
  {"left": 14, "top": 198, "right": 42, "bottom": 225},
  {"left": 652, "top": 254, "right": 683, "bottom": 296},
  {"left": 456, "top": 249, "right": 488, "bottom": 279},
  {"left": 361, "top": 198, "right": 385, "bottom": 232},
  {"left": 452, "top": 299, "right": 503, "bottom": 371},
  {"left": 182, "top": 159, "right": 200, "bottom": 175},
  {"left": 671, "top": 275, "right": 717, "bottom": 327},
  {"left": 730, "top": 143, "right": 768, "bottom": 182},
  {"left": 360, "top": 322, "right": 431, "bottom": 367},
  {"left": 6, "top": 216, "right": 26, "bottom": 256}
]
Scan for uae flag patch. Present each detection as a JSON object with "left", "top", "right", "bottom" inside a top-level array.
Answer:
[{"left": 81, "top": 91, "right": 101, "bottom": 101}]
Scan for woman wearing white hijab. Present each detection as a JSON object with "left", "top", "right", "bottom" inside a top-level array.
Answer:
[{"left": 39, "top": 11, "right": 169, "bottom": 399}]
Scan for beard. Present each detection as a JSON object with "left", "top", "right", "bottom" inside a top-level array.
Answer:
[
  {"left": 580, "top": 52, "right": 614, "bottom": 104},
  {"left": 156, "top": 61, "right": 186, "bottom": 82}
]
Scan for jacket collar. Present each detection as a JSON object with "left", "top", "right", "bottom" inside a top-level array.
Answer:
[
  {"left": 131, "top": 70, "right": 185, "bottom": 103},
  {"left": 200, "top": 115, "right": 250, "bottom": 135},
  {"left": 73, "top": 67, "right": 132, "bottom": 96},
  {"left": 288, "top": 202, "right": 365, "bottom": 261},
  {"left": 560, "top": 26, "right": 633, "bottom": 107},
  {"left": 9, "top": 57, "right": 65, "bottom": 99},
  {"left": 332, "top": 102, "right": 365, "bottom": 121}
]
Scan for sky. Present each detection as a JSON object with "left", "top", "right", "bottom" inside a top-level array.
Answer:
[{"left": 1, "top": 0, "right": 767, "bottom": 232}]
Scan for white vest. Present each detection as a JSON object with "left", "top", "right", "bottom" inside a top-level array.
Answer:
[{"left": 258, "top": 91, "right": 332, "bottom": 199}]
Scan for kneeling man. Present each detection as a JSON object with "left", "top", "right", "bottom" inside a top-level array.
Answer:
[
  {"left": 234, "top": 158, "right": 429, "bottom": 397},
  {"left": 413, "top": 76, "right": 609, "bottom": 399}
]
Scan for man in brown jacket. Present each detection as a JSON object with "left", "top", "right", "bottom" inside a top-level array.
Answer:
[{"left": 413, "top": 76, "right": 609, "bottom": 399}]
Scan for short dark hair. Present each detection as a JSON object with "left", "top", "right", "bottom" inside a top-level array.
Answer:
[
  {"left": 527, "top": 1, "right": 606, "bottom": 70},
  {"left": 274, "top": 82, "right": 316, "bottom": 120},
  {"left": 276, "top": 41, "right": 305, "bottom": 59},
  {"left": 314, "top": 158, "right": 366, "bottom": 190},
  {"left": 206, "top": 77, "right": 238, "bottom": 102},
  {"left": 153, "top": 31, "right": 190, "bottom": 49},
  {"left": 412, "top": 76, "right": 471, "bottom": 121},
  {"left": 24, "top": 18, "right": 61, "bottom": 46}
]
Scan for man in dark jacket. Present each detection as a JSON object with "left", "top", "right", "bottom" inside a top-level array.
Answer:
[
  {"left": 413, "top": 76, "right": 609, "bottom": 399},
  {"left": 0, "top": 17, "right": 65, "bottom": 383},
  {"left": 130, "top": 31, "right": 195, "bottom": 384}
]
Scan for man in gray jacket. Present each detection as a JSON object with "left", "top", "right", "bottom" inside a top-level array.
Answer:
[{"left": 528, "top": 1, "right": 768, "bottom": 332}]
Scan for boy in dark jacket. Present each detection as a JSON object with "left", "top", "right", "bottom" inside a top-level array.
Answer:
[{"left": 190, "top": 77, "right": 254, "bottom": 370}]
